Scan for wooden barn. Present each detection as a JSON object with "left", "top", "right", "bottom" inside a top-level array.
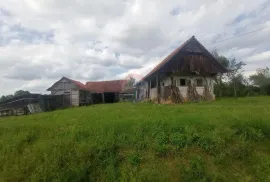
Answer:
[
  {"left": 47, "top": 77, "right": 92, "bottom": 106},
  {"left": 136, "top": 36, "right": 227, "bottom": 103},
  {"left": 86, "top": 80, "right": 127, "bottom": 103}
]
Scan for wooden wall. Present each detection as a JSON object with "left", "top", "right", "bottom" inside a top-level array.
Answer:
[
  {"left": 50, "top": 78, "right": 80, "bottom": 106},
  {"left": 71, "top": 90, "right": 79, "bottom": 106}
]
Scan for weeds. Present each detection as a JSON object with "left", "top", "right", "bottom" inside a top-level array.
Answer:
[{"left": 0, "top": 97, "right": 269, "bottom": 181}]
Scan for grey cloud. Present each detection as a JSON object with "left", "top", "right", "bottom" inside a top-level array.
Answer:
[
  {"left": 0, "top": 23, "right": 53, "bottom": 46},
  {"left": 4, "top": 64, "right": 51, "bottom": 80},
  {"left": 1, "top": 0, "right": 270, "bottom": 95}
]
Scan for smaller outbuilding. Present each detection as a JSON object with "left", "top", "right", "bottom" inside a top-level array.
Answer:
[
  {"left": 86, "top": 80, "right": 127, "bottom": 103},
  {"left": 47, "top": 77, "right": 92, "bottom": 106}
]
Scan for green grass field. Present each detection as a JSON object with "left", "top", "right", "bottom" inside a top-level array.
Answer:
[{"left": 0, "top": 97, "right": 270, "bottom": 182}]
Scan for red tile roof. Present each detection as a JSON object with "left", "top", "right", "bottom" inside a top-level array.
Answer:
[{"left": 86, "top": 80, "right": 127, "bottom": 93}]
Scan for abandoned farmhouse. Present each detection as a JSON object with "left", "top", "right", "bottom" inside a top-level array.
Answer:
[
  {"left": 0, "top": 36, "right": 227, "bottom": 116},
  {"left": 46, "top": 35, "right": 227, "bottom": 105},
  {"left": 136, "top": 36, "right": 227, "bottom": 102}
]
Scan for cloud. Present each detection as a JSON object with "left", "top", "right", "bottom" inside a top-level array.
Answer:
[
  {"left": 246, "top": 51, "right": 270, "bottom": 63},
  {"left": 0, "top": 0, "right": 270, "bottom": 95}
]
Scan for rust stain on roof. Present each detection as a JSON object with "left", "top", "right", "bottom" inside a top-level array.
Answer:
[{"left": 86, "top": 80, "right": 127, "bottom": 93}]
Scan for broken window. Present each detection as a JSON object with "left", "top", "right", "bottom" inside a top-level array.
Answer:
[
  {"left": 180, "top": 79, "right": 187, "bottom": 86},
  {"left": 196, "top": 79, "right": 203, "bottom": 86}
]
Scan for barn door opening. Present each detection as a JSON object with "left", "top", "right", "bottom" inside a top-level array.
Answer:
[{"left": 63, "top": 91, "right": 71, "bottom": 107}]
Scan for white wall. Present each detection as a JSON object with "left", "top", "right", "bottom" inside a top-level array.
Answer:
[
  {"left": 150, "top": 88, "right": 157, "bottom": 100},
  {"left": 136, "top": 81, "right": 148, "bottom": 101},
  {"left": 151, "top": 75, "right": 214, "bottom": 99}
]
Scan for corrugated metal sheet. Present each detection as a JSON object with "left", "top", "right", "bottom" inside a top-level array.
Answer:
[{"left": 86, "top": 80, "right": 127, "bottom": 93}]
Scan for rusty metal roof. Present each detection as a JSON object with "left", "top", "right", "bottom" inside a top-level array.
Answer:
[
  {"left": 66, "top": 77, "right": 89, "bottom": 91},
  {"left": 86, "top": 80, "right": 127, "bottom": 93}
]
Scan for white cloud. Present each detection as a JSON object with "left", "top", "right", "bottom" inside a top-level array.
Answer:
[
  {"left": 246, "top": 51, "right": 270, "bottom": 63},
  {"left": 0, "top": 0, "right": 270, "bottom": 95}
]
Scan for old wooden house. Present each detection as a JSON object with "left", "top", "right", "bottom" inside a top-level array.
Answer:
[
  {"left": 136, "top": 36, "right": 227, "bottom": 103},
  {"left": 47, "top": 77, "right": 92, "bottom": 106}
]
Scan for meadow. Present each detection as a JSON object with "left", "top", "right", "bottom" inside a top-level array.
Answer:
[{"left": 0, "top": 97, "right": 270, "bottom": 181}]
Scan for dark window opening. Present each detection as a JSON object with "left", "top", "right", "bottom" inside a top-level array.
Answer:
[
  {"left": 104, "top": 92, "right": 117, "bottom": 103},
  {"left": 180, "top": 79, "right": 187, "bottom": 86},
  {"left": 196, "top": 79, "right": 203, "bottom": 86},
  {"left": 162, "top": 82, "right": 165, "bottom": 86}
]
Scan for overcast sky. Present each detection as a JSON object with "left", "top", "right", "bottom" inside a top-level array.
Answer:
[{"left": 0, "top": 0, "right": 269, "bottom": 95}]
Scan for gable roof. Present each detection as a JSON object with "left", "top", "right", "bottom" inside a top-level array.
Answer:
[
  {"left": 47, "top": 77, "right": 89, "bottom": 91},
  {"left": 141, "top": 35, "right": 227, "bottom": 81},
  {"left": 67, "top": 77, "right": 89, "bottom": 91},
  {"left": 86, "top": 80, "right": 127, "bottom": 93}
]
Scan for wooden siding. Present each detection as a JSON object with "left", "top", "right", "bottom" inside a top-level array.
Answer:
[
  {"left": 49, "top": 78, "right": 81, "bottom": 106},
  {"left": 71, "top": 90, "right": 79, "bottom": 106},
  {"left": 50, "top": 78, "right": 77, "bottom": 90}
]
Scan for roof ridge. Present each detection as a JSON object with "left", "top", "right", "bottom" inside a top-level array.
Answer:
[
  {"left": 86, "top": 79, "right": 127, "bottom": 83},
  {"left": 139, "top": 36, "right": 195, "bottom": 81}
]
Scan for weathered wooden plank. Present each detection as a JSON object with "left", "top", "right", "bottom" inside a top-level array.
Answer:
[{"left": 71, "top": 90, "right": 79, "bottom": 106}]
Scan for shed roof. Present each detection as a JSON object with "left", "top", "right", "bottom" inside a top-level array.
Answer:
[
  {"left": 140, "top": 36, "right": 227, "bottom": 81},
  {"left": 86, "top": 80, "right": 127, "bottom": 93}
]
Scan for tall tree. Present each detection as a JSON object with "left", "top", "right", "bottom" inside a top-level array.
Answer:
[
  {"left": 226, "top": 58, "right": 246, "bottom": 97},
  {"left": 212, "top": 50, "right": 229, "bottom": 97},
  {"left": 249, "top": 67, "right": 270, "bottom": 95}
]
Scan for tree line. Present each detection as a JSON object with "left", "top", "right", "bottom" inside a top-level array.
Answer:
[
  {"left": 213, "top": 50, "right": 270, "bottom": 97},
  {"left": 0, "top": 90, "right": 31, "bottom": 102}
]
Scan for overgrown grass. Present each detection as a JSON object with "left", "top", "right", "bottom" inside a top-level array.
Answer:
[{"left": 0, "top": 97, "right": 270, "bottom": 181}]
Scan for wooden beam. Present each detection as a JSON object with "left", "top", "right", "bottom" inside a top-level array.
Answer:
[
  {"left": 147, "top": 80, "right": 150, "bottom": 99},
  {"left": 156, "top": 74, "right": 160, "bottom": 103},
  {"left": 102, "top": 93, "right": 105, "bottom": 103},
  {"left": 149, "top": 80, "right": 152, "bottom": 99}
]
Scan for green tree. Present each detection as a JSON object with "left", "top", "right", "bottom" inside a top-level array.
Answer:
[
  {"left": 212, "top": 50, "right": 229, "bottom": 97},
  {"left": 249, "top": 67, "right": 270, "bottom": 95},
  {"left": 226, "top": 58, "right": 246, "bottom": 97},
  {"left": 0, "top": 96, "right": 7, "bottom": 102},
  {"left": 0, "top": 90, "right": 30, "bottom": 102},
  {"left": 14, "top": 90, "right": 30, "bottom": 97}
]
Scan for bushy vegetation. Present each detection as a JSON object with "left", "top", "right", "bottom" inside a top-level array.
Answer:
[
  {"left": 212, "top": 50, "right": 270, "bottom": 98},
  {"left": 0, "top": 97, "right": 270, "bottom": 181}
]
